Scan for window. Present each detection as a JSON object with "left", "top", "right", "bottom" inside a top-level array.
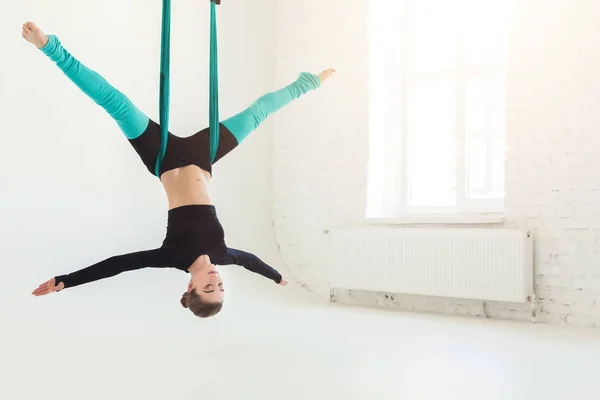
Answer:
[{"left": 367, "top": 0, "right": 512, "bottom": 219}]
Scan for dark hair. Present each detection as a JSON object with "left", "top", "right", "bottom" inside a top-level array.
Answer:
[{"left": 180, "top": 289, "right": 223, "bottom": 318}]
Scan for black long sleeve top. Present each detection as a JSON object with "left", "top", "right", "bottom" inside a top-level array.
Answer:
[{"left": 54, "top": 205, "right": 282, "bottom": 289}]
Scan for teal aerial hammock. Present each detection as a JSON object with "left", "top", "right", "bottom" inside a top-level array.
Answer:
[{"left": 155, "top": 0, "right": 221, "bottom": 177}]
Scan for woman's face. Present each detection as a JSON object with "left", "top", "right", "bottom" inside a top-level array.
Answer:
[{"left": 189, "top": 255, "right": 224, "bottom": 303}]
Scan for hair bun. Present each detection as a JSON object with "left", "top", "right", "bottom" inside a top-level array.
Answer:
[{"left": 180, "top": 293, "right": 189, "bottom": 308}]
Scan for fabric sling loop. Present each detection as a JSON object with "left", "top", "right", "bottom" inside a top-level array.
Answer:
[
  {"left": 155, "top": 0, "right": 221, "bottom": 176},
  {"left": 155, "top": 0, "right": 171, "bottom": 177},
  {"left": 209, "top": 0, "right": 220, "bottom": 163}
]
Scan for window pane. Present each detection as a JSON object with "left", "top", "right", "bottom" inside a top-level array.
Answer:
[
  {"left": 409, "top": 0, "right": 458, "bottom": 73},
  {"left": 466, "top": 137, "right": 487, "bottom": 196},
  {"left": 460, "top": 0, "right": 511, "bottom": 67},
  {"left": 407, "top": 79, "right": 457, "bottom": 207},
  {"left": 465, "top": 137, "right": 505, "bottom": 199},
  {"left": 466, "top": 72, "right": 506, "bottom": 137},
  {"left": 466, "top": 73, "right": 506, "bottom": 200},
  {"left": 490, "top": 137, "right": 506, "bottom": 198}
]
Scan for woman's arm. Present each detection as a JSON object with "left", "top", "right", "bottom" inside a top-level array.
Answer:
[
  {"left": 221, "top": 248, "right": 286, "bottom": 285},
  {"left": 32, "top": 248, "right": 175, "bottom": 295}
]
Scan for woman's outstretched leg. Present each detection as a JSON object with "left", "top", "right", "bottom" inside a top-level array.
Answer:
[
  {"left": 22, "top": 22, "right": 149, "bottom": 140},
  {"left": 221, "top": 69, "right": 335, "bottom": 144}
]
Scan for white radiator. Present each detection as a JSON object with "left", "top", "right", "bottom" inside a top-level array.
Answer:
[{"left": 329, "top": 228, "right": 533, "bottom": 303}]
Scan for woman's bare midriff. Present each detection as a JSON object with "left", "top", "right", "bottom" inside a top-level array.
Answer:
[{"left": 160, "top": 165, "right": 212, "bottom": 209}]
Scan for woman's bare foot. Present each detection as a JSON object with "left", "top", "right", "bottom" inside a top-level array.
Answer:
[
  {"left": 318, "top": 68, "right": 335, "bottom": 84},
  {"left": 22, "top": 22, "right": 49, "bottom": 49}
]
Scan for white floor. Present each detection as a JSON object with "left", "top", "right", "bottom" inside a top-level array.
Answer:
[{"left": 2, "top": 268, "right": 600, "bottom": 400}]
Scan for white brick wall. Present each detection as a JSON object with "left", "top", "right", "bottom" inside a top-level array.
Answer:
[{"left": 273, "top": 0, "right": 600, "bottom": 328}]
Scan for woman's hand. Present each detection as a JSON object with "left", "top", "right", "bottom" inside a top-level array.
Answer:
[
  {"left": 32, "top": 278, "right": 64, "bottom": 296},
  {"left": 280, "top": 279, "right": 288, "bottom": 286}
]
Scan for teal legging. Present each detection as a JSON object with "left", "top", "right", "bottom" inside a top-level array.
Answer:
[
  {"left": 40, "top": 34, "right": 321, "bottom": 146},
  {"left": 221, "top": 72, "right": 321, "bottom": 143}
]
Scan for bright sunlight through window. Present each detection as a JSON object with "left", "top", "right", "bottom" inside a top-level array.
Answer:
[{"left": 367, "top": 0, "right": 512, "bottom": 219}]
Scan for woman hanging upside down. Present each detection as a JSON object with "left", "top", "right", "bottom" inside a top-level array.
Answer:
[{"left": 22, "top": 21, "right": 334, "bottom": 318}]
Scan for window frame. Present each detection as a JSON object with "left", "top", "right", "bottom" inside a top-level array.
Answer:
[{"left": 395, "top": 0, "right": 508, "bottom": 217}]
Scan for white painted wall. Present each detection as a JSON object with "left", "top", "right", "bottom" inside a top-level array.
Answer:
[
  {"left": 273, "top": 0, "right": 600, "bottom": 328},
  {"left": 273, "top": 0, "right": 369, "bottom": 295},
  {"left": 0, "top": 0, "right": 284, "bottom": 351}
]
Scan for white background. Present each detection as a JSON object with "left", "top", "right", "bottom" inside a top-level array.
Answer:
[{"left": 4, "top": 0, "right": 600, "bottom": 398}]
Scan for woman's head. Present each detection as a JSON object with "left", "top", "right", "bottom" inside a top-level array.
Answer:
[
  {"left": 182, "top": 254, "right": 224, "bottom": 318},
  {"left": 180, "top": 289, "right": 222, "bottom": 318}
]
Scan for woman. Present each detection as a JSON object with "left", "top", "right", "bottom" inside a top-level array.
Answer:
[{"left": 23, "top": 21, "right": 334, "bottom": 318}]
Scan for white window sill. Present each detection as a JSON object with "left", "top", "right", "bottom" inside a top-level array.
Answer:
[{"left": 366, "top": 214, "right": 505, "bottom": 225}]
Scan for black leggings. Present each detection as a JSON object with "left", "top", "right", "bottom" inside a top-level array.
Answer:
[{"left": 128, "top": 120, "right": 239, "bottom": 176}]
